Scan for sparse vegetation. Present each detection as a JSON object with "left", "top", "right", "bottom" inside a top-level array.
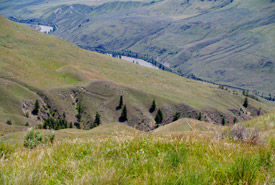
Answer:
[{"left": 0, "top": 3, "right": 274, "bottom": 184}]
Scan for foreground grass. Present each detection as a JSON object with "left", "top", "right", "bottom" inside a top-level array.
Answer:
[{"left": 0, "top": 132, "right": 274, "bottom": 185}]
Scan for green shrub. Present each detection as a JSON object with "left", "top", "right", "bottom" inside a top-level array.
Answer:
[{"left": 23, "top": 128, "right": 55, "bottom": 149}]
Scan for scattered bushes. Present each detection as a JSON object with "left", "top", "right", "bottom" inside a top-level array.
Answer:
[
  {"left": 24, "top": 128, "right": 55, "bottom": 149},
  {"left": 230, "top": 125, "right": 259, "bottom": 145}
]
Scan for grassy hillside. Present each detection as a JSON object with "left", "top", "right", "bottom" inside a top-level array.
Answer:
[
  {"left": 1, "top": 0, "right": 273, "bottom": 95},
  {"left": 154, "top": 118, "right": 222, "bottom": 135},
  {"left": 0, "top": 15, "right": 274, "bottom": 131},
  {"left": 0, "top": 114, "right": 275, "bottom": 184}
]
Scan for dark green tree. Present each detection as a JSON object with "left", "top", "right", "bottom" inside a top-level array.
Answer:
[
  {"left": 118, "top": 95, "right": 123, "bottom": 109},
  {"left": 173, "top": 112, "right": 181, "bottom": 121},
  {"left": 69, "top": 122, "right": 73, "bottom": 128},
  {"left": 94, "top": 112, "right": 101, "bottom": 126},
  {"left": 222, "top": 117, "right": 225, "bottom": 126},
  {"left": 32, "top": 100, "right": 40, "bottom": 115},
  {"left": 198, "top": 112, "right": 202, "bottom": 121},
  {"left": 76, "top": 104, "right": 83, "bottom": 122},
  {"left": 119, "top": 105, "right": 128, "bottom": 122},
  {"left": 257, "top": 107, "right": 261, "bottom": 116},
  {"left": 233, "top": 117, "right": 237, "bottom": 124},
  {"left": 6, "top": 120, "right": 12, "bottom": 125},
  {"left": 149, "top": 99, "right": 156, "bottom": 113},
  {"left": 63, "top": 112, "right": 66, "bottom": 119},
  {"left": 155, "top": 109, "right": 163, "bottom": 125},
  {"left": 243, "top": 97, "right": 248, "bottom": 108}
]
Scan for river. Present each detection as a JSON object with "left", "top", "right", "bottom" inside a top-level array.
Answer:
[{"left": 106, "top": 54, "right": 158, "bottom": 70}]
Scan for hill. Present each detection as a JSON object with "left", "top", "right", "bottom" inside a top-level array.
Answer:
[
  {"left": 0, "top": 0, "right": 274, "bottom": 95},
  {"left": 154, "top": 118, "right": 221, "bottom": 135},
  {"left": 0, "top": 15, "right": 275, "bottom": 132},
  {"left": 0, "top": 112, "right": 275, "bottom": 184}
]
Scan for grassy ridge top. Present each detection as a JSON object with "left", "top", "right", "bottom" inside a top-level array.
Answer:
[{"left": 154, "top": 118, "right": 221, "bottom": 135}]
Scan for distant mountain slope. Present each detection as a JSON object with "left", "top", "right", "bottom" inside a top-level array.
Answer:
[
  {"left": 0, "top": 15, "right": 274, "bottom": 131},
  {"left": 1, "top": 0, "right": 273, "bottom": 95}
]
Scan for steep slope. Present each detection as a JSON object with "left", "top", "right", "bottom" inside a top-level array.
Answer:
[
  {"left": 131, "top": 0, "right": 275, "bottom": 94},
  {"left": 0, "top": 16, "right": 274, "bottom": 132},
  {"left": 1, "top": 0, "right": 273, "bottom": 95}
]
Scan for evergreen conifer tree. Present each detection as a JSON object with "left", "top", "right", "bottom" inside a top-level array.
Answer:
[
  {"left": 243, "top": 97, "right": 248, "bottom": 108},
  {"left": 118, "top": 95, "right": 123, "bottom": 109},
  {"left": 173, "top": 112, "right": 181, "bottom": 121},
  {"left": 32, "top": 100, "right": 40, "bottom": 115},
  {"left": 233, "top": 117, "right": 237, "bottom": 124},
  {"left": 155, "top": 109, "right": 163, "bottom": 124},
  {"left": 198, "top": 112, "right": 202, "bottom": 121},
  {"left": 222, "top": 117, "right": 225, "bottom": 126},
  {"left": 94, "top": 112, "right": 101, "bottom": 126},
  {"left": 119, "top": 105, "right": 128, "bottom": 122},
  {"left": 149, "top": 99, "right": 156, "bottom": 113},
  {"left": 76, "top": 104, "right": 83, "bottom": 122}
]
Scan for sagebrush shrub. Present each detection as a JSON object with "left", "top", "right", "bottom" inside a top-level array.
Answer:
[
  {"left": 231, "top": 125, "right": 259, "bottom": 145},
  {"left": 24, "top": 128, "right": 55, "bottom": 149}
]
